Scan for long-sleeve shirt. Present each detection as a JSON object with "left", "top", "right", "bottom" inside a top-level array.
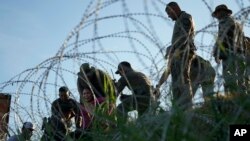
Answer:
[
  {"left": 51, "top": 98, "right": 82, "bottom": 128},
  {"left": 213, "top": 16, "right": 244, "bottom": 59},
  {"left": 171, "top": 11, "right": 195, "bottom": 53},
  {"left": 116, "top": 69, "right": 153, "bottom": 104}
]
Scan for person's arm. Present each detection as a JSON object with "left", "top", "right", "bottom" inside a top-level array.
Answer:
[
  {"left": 115, "top": 77, "right": 126, "bottom": 94},
  {"left": 75, "top": 115, "right": 82, "bottom": 128},
  {"left": 80, "top": 106, "right": 92, "bottom": 129},
  {"left": 73, "top": 101, "right": 82, "bottom": 128},
  {"left": 156, "top": 68, "right": 171, "bottom": 89},
  {"left": 154, "top": 71, "right": 168, "bottom": 99},
  {"left": 51, "top": 100, "right": 58, "bottom": 117},
  {"left": 213, "top": 43, "right": 221, "bottom": 63},
  {"left": 77, "top": 77, "right": 84, "bottom": 96}
]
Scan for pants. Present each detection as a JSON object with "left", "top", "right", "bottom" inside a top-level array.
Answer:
[
  {"left": 222, "top": 55, "right": 246, "bottom": 94},
  {"left": 117, "top": 90, "right": 152, "bottom": 120},
  {"left": 170, "top": 52, "right": 194, "bottom": 110}
]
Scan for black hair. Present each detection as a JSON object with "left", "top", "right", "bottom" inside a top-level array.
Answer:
[
  {"left": 22, "top": 122, "right": 27, "bottom": 129},
  {"left": 59, "top": 86, "right": 69, "bottom": 92},
  {"left": 167, "top": 2, "right": 178, "bottom": 7},
  {"left": 165, "top": 1, "right": 179, "bottom": 12},
  {"left": 83, "top": 86, "right": 91, "bottom": 91},
  {"left": 119, "top": 61, "right": 131, "bottom": 69}
]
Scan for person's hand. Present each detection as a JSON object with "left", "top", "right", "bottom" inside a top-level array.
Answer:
[
  {"left": 214, "top": 57, "right": 221, "bottom": 64},
  {"left": 172, "top": 50, "right": 182, "bottom": 59},
  {"left": 75, "top": 128, "right": 83, "bottom": 133},
  {"left": 120, "top": 94, "right": 130, "bottom": 101},
  {"left": 153, "top": 85, "right": 160, "bottom": 99},
  {"left": 113, "top": 79, "right": 117, "bottom": 87},
  {"left": 42, "top": 117, "right": 47, "bottom": 130}
]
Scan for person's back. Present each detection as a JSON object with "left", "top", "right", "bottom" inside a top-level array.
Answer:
[
  {"left": 90, "top": 68, "right": 116, "bottom": 103},
  {"left": 190, "top": 55, "right": 215, "bottom": 83},
  {"left": 77, "top": 63, "right": 116, "bottom": 104},
  {"left": 119, "top": 70, "right": 151, "bottom": 93},
  {"left": 190, "top": 55, "right": 215, "bottom": 101},
  {"left": 214, "top": 16, "right": 237, "bottom": 59}
]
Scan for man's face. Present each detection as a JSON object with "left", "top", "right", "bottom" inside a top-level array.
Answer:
[
  {"left": 59, "top": 91, "right": 70, "bottom": 101},
  {"left": 117, "top": 66, "right": 125, "bottom": 76},
  {"left": 166, "top": 6, "right": 177, "bottom": 21},
  {"left": 213, "top": 10, "right": 223, "bottom": 20}
]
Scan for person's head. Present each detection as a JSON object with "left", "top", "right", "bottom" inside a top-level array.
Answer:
[
  {"left": 59, "top": 86, "right": 70, "bottom": 101},
  {"left": 212, "top": 4, "right": 232, "bottom": 19},
  {"left": 82, "top": 87, "right": 94, "bottom": 102},
  {"left": 115, "top": 61, "right": 132, "bottom": 75},
  {"left": 21, "top": 122, "right": 35, "bottom": 140},
  {"left": 165, "top": 2, "right": 181, "bottom": 21},
  {"left": 79, "top": 63, "right": 91, "bottom": 73}
]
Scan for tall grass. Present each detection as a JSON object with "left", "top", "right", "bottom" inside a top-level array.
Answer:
[{"left": 65, "top": 94, "right": 250, "bottom": 141}]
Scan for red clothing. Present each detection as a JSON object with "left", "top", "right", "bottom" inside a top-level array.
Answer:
[{"left": 80, "top": 97, "right": 105, "bottom": 129}]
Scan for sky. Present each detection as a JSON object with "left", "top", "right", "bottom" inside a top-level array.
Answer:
[
  {"left": 0, "top": 0, "right": 84, "bottom": 82},
  {"left": 0, "top": 0, "right": 249, "bottom": 83},
  {"left": 0, "top": 0, "right": 249, "bottom": 138}
]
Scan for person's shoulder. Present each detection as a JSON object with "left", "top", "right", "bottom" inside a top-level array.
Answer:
[
  {"left": 97, "top": 97, "right": 105, "bottom": 103},
  {"left": 180, "top": 11, "right": 192, "bottom": 19},
  {"left": 132, "top": 70, "right": 147, "bottom": 77},
  {"left": 69, "top": 98, "right": 77, "bottom": 102},
  {"left": 53, "top": 98, "right": 60, "bottom": 102},
  {"left": 52, "top": 98, "right": 60, "bottom": 104},
  {"left": 228, "top": 16, "right": 235, "bottom": 21},
  {"left": 68, "top": 98, "right": 78, "bottom": 105},
  {"left": 125, "top": 69, "right": 136, "bottom": 75},
  {"left": 220, "top": 16, "right": 234, "bottom": 24},
  {"left": 77, "top": 71, "right": 82, "bottom": 76},
  {"left": 179, "top": 11, "right": 192, "bottom": 25},
  {"left": 95, "top": 68, "right": 108, "bottom": 76}
]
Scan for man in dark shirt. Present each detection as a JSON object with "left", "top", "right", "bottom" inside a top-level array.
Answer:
[
  {"left": 165, "top": 2, "right": 196, "bottom": 109},
  {"left": 212, "top": 4, "right": 246, "bottom": 94},
  {"left": 115, "top": 61, "right": 153, "bottom": 118},
  {"left": 156, "top": 46, "right": 216, "bottom": 104},
  {"left": 50, "top": 86, "right": 82, "bottom": 140}
]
